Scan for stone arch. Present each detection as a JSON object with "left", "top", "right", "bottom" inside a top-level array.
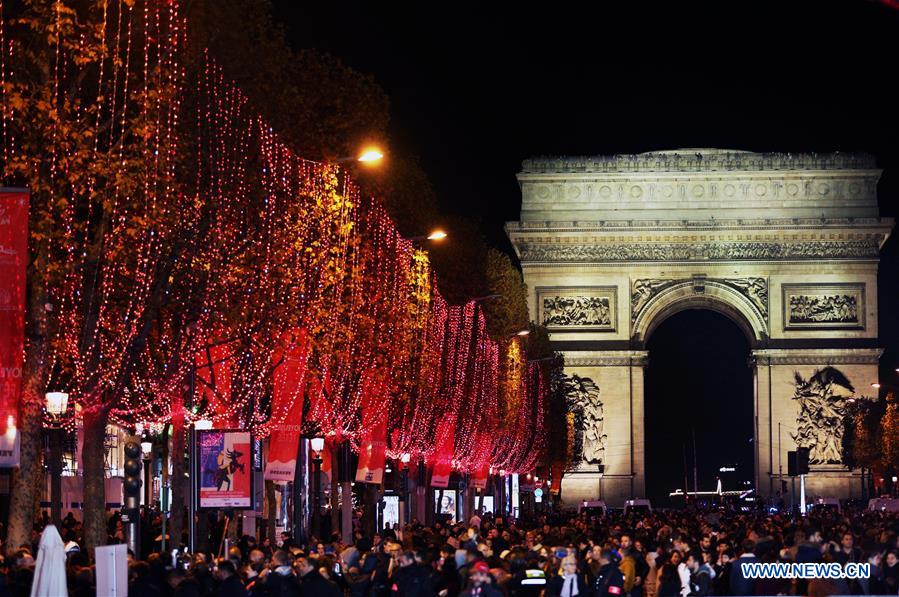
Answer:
[{"left": 632, "top": 279, "right": 768, "bottom": 347}]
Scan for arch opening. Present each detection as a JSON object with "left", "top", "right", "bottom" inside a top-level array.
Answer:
[{"left": 644, "top": 309, "right": 754, "bottom": 505}]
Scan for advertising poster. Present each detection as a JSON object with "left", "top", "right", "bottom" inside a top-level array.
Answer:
[{"left": 198, "top": 430, "right": 253, "bottom": 509}]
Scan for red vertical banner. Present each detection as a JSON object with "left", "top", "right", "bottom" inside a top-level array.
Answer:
[
  {"left": 355, "top": 370, "right": 389, "bottom": 484},
  {"left": 471, "top": 464, "right": 490, "bottom": 490},
  {"left": 264, "top": 329, "right": 309, "bottom": 482},
  {"left": 0, "top": 191, "right": 28, "bottom": 467},
  {"left": 431, "top": 421, "right": 455, "bottom": 488},
  {"left": 550, "top": 461, "right": 564, "bottom": 495},
  {"left": 355, "top": 418, "right": 387, "bottom": 484},
  {"left": 196, "top": 343, "right": 234, "bottom": 428}
]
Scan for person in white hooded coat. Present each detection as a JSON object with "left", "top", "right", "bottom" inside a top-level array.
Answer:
[{"left": 30, "top": 525, "right": 68, "bottom": 597}]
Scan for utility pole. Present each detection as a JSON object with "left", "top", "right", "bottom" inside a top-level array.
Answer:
[
  {"left": 692, "top": 427, "right": 698, "bottom": 497},
  {"left": 778, "top": 423, "right": 783, "bottom": 499}
]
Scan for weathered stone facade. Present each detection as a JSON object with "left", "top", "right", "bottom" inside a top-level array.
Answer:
[{"left": 506, "top": 149, "right": 893, "bottom": 506}]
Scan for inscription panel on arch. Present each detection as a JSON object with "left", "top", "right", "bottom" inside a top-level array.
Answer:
[
  {"left": 537, "top": 286, "right": 617, "bottom": 332},
  {"left": 782, "top": 283, "right": 865, "bottom": 330}
]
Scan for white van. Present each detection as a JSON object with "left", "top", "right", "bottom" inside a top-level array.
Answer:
[
  {"left": 623, "top": 499, "right": 652, "bottom": 515},
  {"left": 868, "top": 497, "right": 899, "bottom": 512},
  {"left": 578, "top": 500, "right": 607, "bottom": 517}
]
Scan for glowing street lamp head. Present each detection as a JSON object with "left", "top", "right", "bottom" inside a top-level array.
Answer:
[
  {"left": 310, "top": 436, "right": 325, "bottom": 454},
  {"left": 872, "top": 382, "right": 882, "bottom": 389},
  {"left": 426, "top": 229, "right": 447, "bottom": 241},
  {"left": 45, "top": 392, "right": 69, "bottom": 417},
  {"left": 516, "top": 329, "right": 531, "bottom": 337},
  {"left": 357, "top": 147, "right": 384, "bottom": 163}
]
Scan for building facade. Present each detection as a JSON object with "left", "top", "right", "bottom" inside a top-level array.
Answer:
[{"left": 506, "top": 149, "right": 893, "bottom": 506}]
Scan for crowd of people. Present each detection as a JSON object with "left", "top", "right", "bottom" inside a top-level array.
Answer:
[{"left": 1, "top": 503, "right": 898, "bottom": 596}]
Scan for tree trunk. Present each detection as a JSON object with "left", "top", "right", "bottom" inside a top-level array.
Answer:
[
  {"left": 6, "top": 257, "right": 49, "bottom": 555},
  {"left": 170, "top": 414, "right": 186, "bottom": 549},
  {"left": 81, "top": 406, "right": 109, "bottom": 558},
  {"left": 6, "top": 373, "right": 45, "bottom": 554}
]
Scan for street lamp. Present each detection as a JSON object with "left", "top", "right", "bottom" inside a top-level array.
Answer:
[
  {"left": 44, "top": 392, "right": 69, "bottom": 526},
  {"left": 336, "top": 146, "right": 385, "bottom": 164},
  {"left": 515, "top": 329, "right": 530, "bottom": 337},
  {"left": 310, "top": 437, "right": 325, "bottom": 540},
  {"left": 409, "top": 229, "right": 448, "bottom": 242},
  {"left": 141, "top": 439, "right": 153, "bottom": 508},
  {"left": 400, "top": 453, "right": 411, "bottom": 525}
]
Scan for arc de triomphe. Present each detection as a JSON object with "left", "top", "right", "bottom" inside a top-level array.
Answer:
[{"left": 506, "top": 149, "right": 893, "bottom": 506}]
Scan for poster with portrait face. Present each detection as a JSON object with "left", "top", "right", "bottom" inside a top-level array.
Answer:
[{"left": 198, "top": 430, "right": 253, "bottom": 509}]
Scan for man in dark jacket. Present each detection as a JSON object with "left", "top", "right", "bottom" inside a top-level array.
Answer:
[
  {"left": 253, "top": 550, "right": 300, "bottom": 597},
  {"left": 685, "top": 552, "right": 713, "bottom": 596},
  {"left": 390, "top": 551, "right": 433, "bottom": 596},
  {"left": 729, "top": 539, "right": 756, "bottom": 596},
  {"left": 460, "top": 560, "right": 503, "bottom": 597},
  {"left": 215, "top": 560, "right": 249, "bottom": 597},
  {"left": 592, "top": 550, "right": 626, "bottom": 596},
  {"left": 296, "top": 556, "right": 341, "bottom": 597}
]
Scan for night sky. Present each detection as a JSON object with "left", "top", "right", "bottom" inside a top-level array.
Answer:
[{"left": 272, "top": 1, "right": 899, "bottom": 497}]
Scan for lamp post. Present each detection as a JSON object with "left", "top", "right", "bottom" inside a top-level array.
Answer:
[
  {"left": 141, "top": 439, "right": 153, "bottom": 508},
  {"left": 310, "top": 436, "right": 325, "bottom": 540},
  {"left": 44, "top": 392, "right": 69, "bottom": 526},
  {"left": 189, "top": 419, "right": 213, "bottom": 553},
  {"left": 400, "top": 453, "right": 411, "bottom": 526}
]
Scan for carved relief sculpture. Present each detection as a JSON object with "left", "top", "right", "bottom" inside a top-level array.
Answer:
[
  {"left": 559, "top": 373, "right": 607, "bottom": 465},
  {"left": 721, "top": 278, "right": 768, "bottom": 319},
  {"left": 538, "top": 287, "right": 616, "bottom": 331},
  {"left": 783, "top": 284, "right": 865, "bottom": 330},
  {"left": 790, "top": 367, "right": 855, "bottom": 465}
]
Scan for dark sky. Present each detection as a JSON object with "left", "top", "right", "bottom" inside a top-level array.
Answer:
[{"left": 272, "top": 0, "right": 899, "bottom": 493}]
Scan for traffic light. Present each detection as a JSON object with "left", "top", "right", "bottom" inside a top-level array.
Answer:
[
  {"left": 122, "top": 439, "right": 142, "bottom": 557},
  {"left": 797, "top": 447, "right": 810, "bottom": 475},
  {"left": 788, "top": 448, "right": 811, "bottom": 477},
  {"left": 123, "top": 441, "right": 142, "bottom": 512}
]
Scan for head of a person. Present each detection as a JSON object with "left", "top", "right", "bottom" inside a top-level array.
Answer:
[
  {"left": 741, "top": 539, "right": 756, "bottom": 556},
  {"left": 249, "top": 549, "right": 265, "bottom": 565},
  {"left": 295, "top": 556, "right": 315, "bottom": 577},
  {"left": 398, "top": 551, "right": 416, "bottom": 568},
  {"left": 807, "top": 528, "right": 822, "bottom": 544},
  {"left": 669, "top": 550, "right": 682, "bottom": 566},
  {"left": 561, "top": 554, "right": 577, "bottom": 576},
  {"left": 469, "top": 560, "right": 491, "bottom": 586},
  {"left": 840, "top": 533, "right": 854, "bottom": 550},
  {"left": 686, "top": 551, "right": 702, "bottom": 571},
  {"left": 271, "top": 550, "right": 291, "bottom": 569},
  {"left": 214, "top": 559, "right": 236, "bottom": 581},
  {"left": 620, "top": 534, "right": 632, "bottom": 551},
  {"left": 886, "top": 551, "right": 899, "bottom": 568},
  {"left": 599, "top": 549, "right": 615, "bottom": 566}
]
